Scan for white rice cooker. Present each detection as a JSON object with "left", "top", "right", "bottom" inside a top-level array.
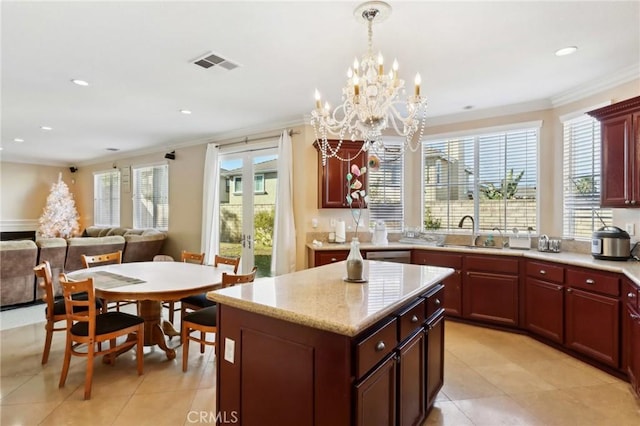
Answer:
[{"left": 591, "top": 226, "right": 633, "bottom": 261}]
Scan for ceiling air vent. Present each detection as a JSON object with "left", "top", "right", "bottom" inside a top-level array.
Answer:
[{"left": 192, "top": 52, "right": 239, "bottom": 70}]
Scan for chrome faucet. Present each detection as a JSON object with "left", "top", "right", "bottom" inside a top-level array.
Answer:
[
  {"left": 458, "top": 215, "right": 477, "bottom": 246},
  {"left": 492, "top": 226, "right": 508, "bottom": 248}
]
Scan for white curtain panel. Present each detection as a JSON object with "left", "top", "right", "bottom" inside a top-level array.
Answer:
[
  {"left": 271, "top": 130, "right": 297, "bottom": 275},
  {"left": 201, "top": 143, "right": 220, "bottom": 265}
]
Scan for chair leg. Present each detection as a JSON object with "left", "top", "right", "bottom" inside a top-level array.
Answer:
[
  {"left": 84, "top": 343, "right": 95, "bottom": 400},
  {"left": 58, "top": 336, "right": 72, "bottom": 388},
  {"left": 168, "top": 301, "right": 175, "bottom": 323},
  {"left": 182, "top": 323, "right": 189, "bottom": 372},
  {"left": 200, "top": 331, "right": 206, "bottom": 354},
  {"left": 109, "top": 338, "right": 117, "bottom": 366},
  {"left": 136, "top": 327, "right": 144, "bottom": 376},
  {"left": 41, "top": 321, "right": 54, "bottom": 364}
]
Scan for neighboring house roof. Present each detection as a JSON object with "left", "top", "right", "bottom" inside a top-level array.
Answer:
[{"left": 221, "top": 159, "right": 277, "bottom": 178}]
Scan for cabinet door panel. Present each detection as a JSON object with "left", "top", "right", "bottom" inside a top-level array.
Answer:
[
  {"left": 354, "top": 355, "right": 397, "bottom": 426},
  {"left": 315, "top": 140, "right": 367, "bottom": 208},
  {"left": 426, "top": 314, "right": 445, "bottom": 410},
  {"left": 601, "top": 115, "right": 631, "bottom": 206},
  {"left": 397, "top": 331, "right": 426, "bottom": 426},
  {"left": 464, "top": 271, "right": 519, "bottom": 326},
  {"left": 525, "top": 278, "right": 564, "bottom": 343},
  {"left": 628, "top": 307, "right": 640, "bottom": 396},
  {"left": 565, "top": 288, "right": 620, "bottom": 367}
]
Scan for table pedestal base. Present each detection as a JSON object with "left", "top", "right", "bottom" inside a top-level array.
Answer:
[{"left": 138, "top": 300, "right": 177, "bottom": 360}]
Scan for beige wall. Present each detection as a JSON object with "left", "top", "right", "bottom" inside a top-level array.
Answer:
[{"left": 2, "top": 81, "right": 639, "bottom": 270}]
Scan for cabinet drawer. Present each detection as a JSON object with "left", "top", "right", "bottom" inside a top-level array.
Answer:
[
  {"left": 526, "top": 261, "right": 564, "bottom": 284},
  {"left": 566, "top": 268, "right": 620, "bottom": 297},
  {"left": 465, "top": 255, "right": 519, "bottom": 274},
  {"left": 424, "top": 284, "right": 445, "bottom": 320},
  {"left": 315, "top": 250, "right": 349, "bottom": 267},
  {"left": 397, "top": 298, "right": 425, "bottom": 343},
  {"left": 355, "top": 317, "right": 398, "bottom": 379}
]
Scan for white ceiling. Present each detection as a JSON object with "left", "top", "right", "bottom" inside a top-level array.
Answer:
[{"left": 2, "top": 1, "right": 639, "bottom": 166}]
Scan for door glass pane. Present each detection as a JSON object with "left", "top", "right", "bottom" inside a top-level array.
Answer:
[
  {"left": 219, "top": 157, "right": 243, "bottom": 260},
  {"left": 253, "top": 154, "right": 277, "bottom": 278}
]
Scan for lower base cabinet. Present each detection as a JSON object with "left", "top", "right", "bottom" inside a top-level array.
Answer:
[
  {"left": 426, "top": 313, "right": 445, "bottom": 410},
  {"left": 355, "top": 354, "right": 397, "bottom": 426},
  {"left": 397, "top": 331, "right": 426, "bottom": 426},
  {"left": 524, "top": 278, "right": 564, "bottom": 343}
]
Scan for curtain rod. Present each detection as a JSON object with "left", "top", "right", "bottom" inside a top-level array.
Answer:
[{"left": 216, "top": 129, "right": 300, "bottom": 148}]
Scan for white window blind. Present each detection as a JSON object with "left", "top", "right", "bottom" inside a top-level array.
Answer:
[
  {"left": 93, "top": 170, "right": 120, "bottom": 227},
  {"left": 133, "top": 163, "right": 169, "bottom": 230},
  {"left": 423, "top": 127, "right": 538, "bottom": 232},
  {"left": 368, "top": 145, "right": 404, "bottom": 231},
  {"left": 562, "top": 114, "right": 611, "bottom": 239}
]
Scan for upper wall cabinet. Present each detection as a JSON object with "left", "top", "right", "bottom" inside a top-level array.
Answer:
[
  {"left": 314, "top": 140, "right": 368, "bottom": 208},
  {"left": 588, "top": 96, "right": 640, "bottom": 208}
]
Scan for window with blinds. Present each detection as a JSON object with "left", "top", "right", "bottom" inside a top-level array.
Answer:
[
  {"left": 368, "top": 144, "right": 404, "bottom": 231},
  {"left": 93, "top": 170, "right": 120, "bottom": 227},
  {"left": 133, "top": 163, "right": 169, "bottom": 230},
  {"left": 422, "top": 126, "right": 538, "bottom": 232},
  {"left": 562, "top": 114, "right": 611, "bottom": 239}
]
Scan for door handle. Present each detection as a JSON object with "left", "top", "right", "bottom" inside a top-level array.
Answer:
[
  {"left": 240, "top": 234, "right": 246, "bottom": 248},
  {"left": 247, "top": 234, "right": 252, "bottom": 249}
]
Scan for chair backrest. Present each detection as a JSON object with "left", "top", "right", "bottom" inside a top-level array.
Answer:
[
  {"left": 153, "top": 254, "right": 175, "bottom": 262},
  {"left": 181, "top": 250, "right": 205, "bottom": 265},
  {"left": 214, "top": 254, "right": 240, "bottom": 273},
  {"left": 81, "top": 250, "right": 122, "bottom": 269},
  {"left": 59, "top": 274, "right": 98, "bottom": 334},
  {"left": 34, "top": 261, "right": 55, "bottom": 320},
  {"left": 222, "top": 266, "right": 258, "bottom": 289}
]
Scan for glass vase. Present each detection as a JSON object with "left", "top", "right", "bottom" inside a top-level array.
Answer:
[{"left": 345, "top": 237, "right": 365, "bottom": 282}]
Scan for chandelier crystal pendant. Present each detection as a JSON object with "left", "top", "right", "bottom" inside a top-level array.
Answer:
[{"left": 311, "top": 1, "right": 428, "bottom": 165}]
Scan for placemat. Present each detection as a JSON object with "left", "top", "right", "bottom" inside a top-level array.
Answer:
[{"left": 70, "top": 271, "right": 146, "bottom": 289}]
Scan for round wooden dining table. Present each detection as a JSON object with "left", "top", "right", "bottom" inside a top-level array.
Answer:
[{"left": 67, "top": 261, "right": 226, "bottom": 360}]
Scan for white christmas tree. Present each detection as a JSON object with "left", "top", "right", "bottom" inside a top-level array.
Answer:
[{"left": 38, "top": 173, "right": 80, "bottom": 238}]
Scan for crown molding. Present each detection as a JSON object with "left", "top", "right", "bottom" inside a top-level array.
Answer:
[{"left": 550, "top": 64, "right": 640, "bottom": 107}]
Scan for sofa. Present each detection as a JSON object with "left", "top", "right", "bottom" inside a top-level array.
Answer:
[{"left": 0, "top": 227, "right": 167, "bottom": 306}]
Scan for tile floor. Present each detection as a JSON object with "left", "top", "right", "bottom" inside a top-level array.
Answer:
[{"left": 1, "top": 307, "right": 639, "bottom": 425}]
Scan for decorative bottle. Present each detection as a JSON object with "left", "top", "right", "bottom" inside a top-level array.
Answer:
[{"left": 346, "top": 237, "right": 365, "bottom": 282}]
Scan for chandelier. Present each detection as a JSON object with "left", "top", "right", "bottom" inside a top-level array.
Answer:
[{"left": 311, "top": 1, "right": 428, "bottom": 165}]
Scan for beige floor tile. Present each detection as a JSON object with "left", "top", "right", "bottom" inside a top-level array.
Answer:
[
  {"left": 0, "top": 375, "right": 31, "bottom": 399},
  {"left": 519, "top": 358, "right": 609, "bottom": 389},
  {"left": 473, "top": 362, "right": 556, "bottom": 395},
  {"left": 39, "top": 395, "right": 130, "bottom": 426},
  {"left": 562, "top": 383, "right": 640, "bottom": 422},
  {"left": 0, "top": 400, "right": 61, "bottom": 425},
  {"left": 441, "top": 360, "right": 504, "bottom": 400},
  {"left": 113, "top": 389, "right": 196, "bottom": 425},
  {"left": 423, "top": 400, "right": 474, "bottom": 425},
  {"left": 0, "top": 371, "right": 79, "bottom": 404},
  {"left": 453, "top": 395, "right": 541, "bottom": 425}
]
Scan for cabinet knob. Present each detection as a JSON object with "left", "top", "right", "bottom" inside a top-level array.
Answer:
[
  {"left": 585, "top": 279, "right": 595, "bottom": 285},
  {"left": 632, "top": 200, "right": 637, "bottom": 205},
  {"left": 625, "top": 200, "right": 631, "bottom": 205},
  {"left": 556, "top": 285, "right": 563, "bottom": 291},
  {"left": 567, "top": 288, "right": 573, "bottom": 293},
  {"left": 331, "top": 258, "right": 337, "bottom": 262},
  {"left": 456, "top": 270, "right": 461, "bottom": 275},
  {"left": 410, "top": 315, "right": 419, "bottom": 323},
  {"left": 435, "top": 299, "right": 441, "bottom": 306},
  {"left": 629, "top": 292, "right": 637, "bottom": 299},
  {"left": 375, "top": 341, "right": 386, "bottom": 352},
  {"left": 539, "top": 270, "right": 546, "bottom": 275}
]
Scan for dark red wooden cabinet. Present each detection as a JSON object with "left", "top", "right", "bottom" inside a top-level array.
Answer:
[
  {"left": 524, "top": 261, "right": 565, "bottom": 343},
  {"left": 314, "top": 140, "right": 368, "bottom": 208},
  {"left": 463, "top": 255, "right": 520, "bottom": 327},
  {"left": 587, "top": 96, "right": 640, "bottom": 207},
  {"left": 413, "top": 250, "right": 463, "bottom": 317},
  {"left": 622, "top": 278, "right": 640, "bottom": 397}
]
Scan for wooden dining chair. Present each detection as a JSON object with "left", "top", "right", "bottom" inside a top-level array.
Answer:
[
  {"left": 161, "top": 250, "right": 206, "bottom": 326},
  {"left": 179, "top": 254, "right": 240, "bottom": 325},
  {"left": 82, "top": 250, "right": 132, "bottom": 312},
  {"left": 181, "top": 266, "right": 257, "bottom": 372},
  {"left": 58, "top": 273, "right": 144, "bottom": 400}
]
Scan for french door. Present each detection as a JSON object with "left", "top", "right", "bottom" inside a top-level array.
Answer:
[{"left": 218, "top": 149, "right": 278, "bottom": 277}]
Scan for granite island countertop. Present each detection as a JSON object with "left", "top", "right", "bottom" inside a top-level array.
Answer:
[
  {"left": 307, "top": 242, "right": 640, "bottom": 286},
  {"left": 207, "top": 260, "right": 454, "bottom": 337}
]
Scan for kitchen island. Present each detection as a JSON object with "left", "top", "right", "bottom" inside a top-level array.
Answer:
[{"left": 208, "top": 260, "right": 454, "bottom": 426}]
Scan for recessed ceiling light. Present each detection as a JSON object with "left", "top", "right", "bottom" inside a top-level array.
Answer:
[
  {"left": 106, "top": 148, "right": 120, "bottom": 152},
  {"left": 41, "top": 126, "right": 53, "bottom": 131},
  {"left": 71, "top": 79, "right": 89, "bottom": 86},
  {"left": 463, "top": 105, "right": 474, "bottom": 110},
  {"left": 180, "top": 109, "right": 192, "bottom": 115},
  {"left": 555, "top": 46, "right": 578, "bottom": 57},
  {"left": 14, "top": 138, "right": 24, "bottom": 143}
]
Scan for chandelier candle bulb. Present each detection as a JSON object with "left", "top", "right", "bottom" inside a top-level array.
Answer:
[
  {"left": 353, "top": 75, "right": 360, "bottom": 96},
  {"left": 415, "top": 73, "right": 421, "bottom": 96},
  {"left": 315, "top": 89, "right": 321, "bottom": 109},
  {"left": 378, "top": 52, "right": 384, "bottom": 75}
]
